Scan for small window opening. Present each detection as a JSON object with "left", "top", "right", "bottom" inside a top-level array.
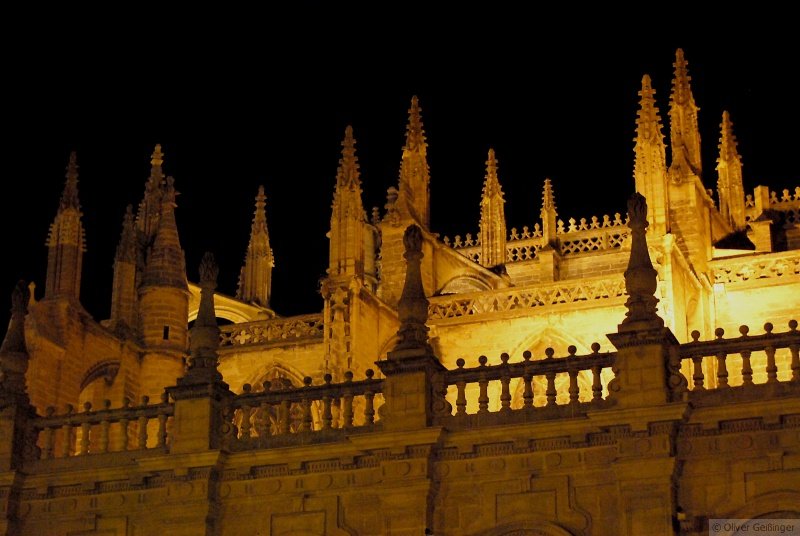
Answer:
[{"left": 163, "top": 326, "right": 170, "bottom": 340}]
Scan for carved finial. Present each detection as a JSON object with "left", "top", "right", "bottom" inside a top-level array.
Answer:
[
  {"left": 199, "top": 252, "right": 219, "bottom": 289},
  {"left": 0, "top": 281, "right": 32, "bottom": 395},
  {"left": 150, "top": 144, "right": 164, "bottom": 179},
  {"left": 392, "top": 225, "right": 431, "bottom": 353},
  {"left": 405, "top": 96, "right": 426, "bottom": 153},
  {"left": 542, "top": 178, "right": 556, "bottom": 212},
  {"left": 336, "top": 125, "right": 361, "bottom": 189},
  {"left": 671, "top": 49, "right": 692, "bottom": 106},
  {"left": 183, "top": 253, "right": 222, "bottom": 383},
  {"left": 635, "top": 75, "right": 664, "bottom": 144},
  {"left": 620, "top": 193, "right": 662, "bottom": 328},
  {"left": 60, "top": 151, "right": 81, "bottom": 209},
  {"left": 718, "top": 111, "right": 740, "bottom": 163},
  {"left": 482, "top": 149, "right": 503, "bottom": 198}
]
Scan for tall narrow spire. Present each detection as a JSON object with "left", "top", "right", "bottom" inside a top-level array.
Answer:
[
  {"left": 237, "top": 185, "right": 274, "bottom": 307},
  {"left": 61, "top": 151, "right": 80, "bottom": 209},
  {"left": 138, "top": 175, "right": 189, "bottom": 353},
  {"left": 479, "top": 148, "right": 506, "bottom": 267},
  {"left": 141, "top": 177, "right": 187, "bottom": 290},
  {"left": 44, "top": 152, "right": 86, "bottom": 300},
  {"left": 109, "top": 205, "right": 138, "bottom": 331},
  {"left": 136, "top": 144, "right": 166, "bottom": 244},
  {"left": 328, "top": 125, "right": 368, "bottom": 280},
  {"left": 0, "top": 281, "right": 31, "bottom": 397},
  {"left": 717, "top": 111, "right": 746, "bottom": 231},
  {"left": 541, "top": 178, "right": 558, "bottom": 245},
  {"left": 398, "top": 96, "right": 431, "bottom": 229},
  {"left": 633, "top": 75, "right": 670, "bottom": 235},
  {"left": 668, "top": 48, "right": 702, "bottom": 180}
]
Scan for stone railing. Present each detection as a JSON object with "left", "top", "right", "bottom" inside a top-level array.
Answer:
[
  {"left": 710, "top": 251, "right": 800, "bottom": 285},
  {"left": 557, "top": 214, "right": 629, "bottom": 256},
  {"left": 225, "top": 370, "right": 384, "bottom": 451},
  {"left": 679, "top": 320, "right": 800, "bottom": 406},
  {"left": 428, "top": 275, "right": 626, "bottom": 321},
  {"left": 28, "top": 395, "right": 173, "bottom": 460},
  {"left": 745, "top": 186, "right": 800, "bottom": 221},
  {"left": 219, "top": 313, "right": 324, "bottom": 348},
  {"left": 434, "top": 345, "right": 615, "bottom": 429}
]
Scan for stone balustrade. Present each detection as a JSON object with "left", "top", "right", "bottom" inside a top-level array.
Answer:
[
  {"left": 219, "top": 313, "right": 324, "bottom": 348},
  {"left": 30, "top": 394, "right": 173, "bottom": 459},
  {"left": 435, "top": 345, "right": 615, "bottom": 429},
  {"left": 225, "top": 370, "right": 384, "bottom": 451},
  {"left": 428, "top": 275, "right": 626, "bottom": 321},
  {"left": 679, "top": 320, "right": 800, "bottom": 406}
]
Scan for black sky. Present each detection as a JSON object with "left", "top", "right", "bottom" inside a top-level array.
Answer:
[{"left": 1, "top": 25, "right": 798, "bottom": 331}]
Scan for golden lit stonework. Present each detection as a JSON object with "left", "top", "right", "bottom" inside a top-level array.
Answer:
[{"left": 1, "top": 50, "right": 799, "bottom": 535}]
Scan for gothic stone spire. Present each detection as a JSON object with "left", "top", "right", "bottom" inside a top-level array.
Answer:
[
  {"left": 329, "top": 126, "right": 367, "bottom": 279},
  {"left": 0, "top": 281, "right": 32, "bottom": 396},
  {"left": 237, "top": 185, "right": 274, "bottom": 307},
  {"left": 398, "top": 96, "right": 431, "bottom": 229},
  {"left": 479, "top": 148, "right": 506, "bottom": 267},
  {"left": 668, "top": 48, "right": 702, "bottom": 180},
  {"left": 717, "top": 111, "right": 746, "bottom": 230},
  {"left": 140, "top": 176, "right": 187, "bottom": 291},
  {"left": 45, "top": 152, "right": 86, "bottom": 300},
  {"left": 634, "top": 75, "right": 670, "bottom": 235}
]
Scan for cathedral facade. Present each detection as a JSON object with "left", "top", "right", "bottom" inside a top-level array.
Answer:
[{"left": 0, "top": 50, "right": 798, "bottom": 535}]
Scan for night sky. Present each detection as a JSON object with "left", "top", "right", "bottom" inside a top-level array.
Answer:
[{"left": 1, "top": 32, "right": 798, "bottom": 332}]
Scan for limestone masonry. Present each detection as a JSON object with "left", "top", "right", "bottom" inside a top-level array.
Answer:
[{"left": 0, "top": 49, "right": 798, "bottom": 535}]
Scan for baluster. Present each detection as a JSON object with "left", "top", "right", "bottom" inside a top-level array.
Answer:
[
  {"left": 342, "top": 372, "right": 354, "bottom": 428},
  {"left": 566, "top": 346, "right": 579, "bottom": 404},
  {"left": 477, "top": 356, "right": 489, "bottom": 414},
  {"left": 764, "top": 321, "right": 778, "bottom": 383},
  {"left": 568, "top": 369, "right": 579, "bottom": 404},
  {"left": 279, "top": 400, "right": 291, "bottom": 434},
  {"left": 79, "top": 402, "right": 92, "bottom": 455},
  {"left": 522, "top": 351, "right": 534, "bottom": 408},
  {"left": 545, "top": 371, "right": 557, "bottom": 406},
  {"left": 454, "top": 359, "right": 467, "bottom": 416},
  {"left": 713, "top": 328, "right": 728, "bottom": 388},
  {"left": 99, "top": 400, "right": 111, "bottom": 454},
  {"left": 790, "top": 319, "right": 800, "bottom": 382},
  {"left": 500, "top": 353, "right": 511, "bottom": 412},
  {"left": 62, "top": 403, "right": 74, "bottom": 458},
  {"left": 156, "top": 392, "right": 169, "bottom": 448},
  {"left": 590, "top": 343, "right": 603, "bottom": 401},
  {"left": 322, "top": 374, "right": 333, "bottom": 430},
  {"left": 691, "top": 356, "right": 705, "bottom": 390},
  {"left": 716, "top": 352, "right": 729, "bottom": 388},
  {"left": 119, "top": 397, "right": 130, "bottom": 451},
  {"left": 364, "top": 369, "right": 375, "bottom": 425},
  {"left": 137, "top": 395, "right": 149, "bottom": 449},
  {"left": 42, "top": 406, "right": 56, "bottom": 460},
  {"left": 591, "top": 364, "right": 603, "bottom": 401},
  {"left": 300, "top": 376, "right": 313, "bottom": 432}
]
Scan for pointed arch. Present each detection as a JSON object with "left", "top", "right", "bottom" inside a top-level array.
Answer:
[{"left": 438, "top": 274, "right": 493, "bottom": 295}]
